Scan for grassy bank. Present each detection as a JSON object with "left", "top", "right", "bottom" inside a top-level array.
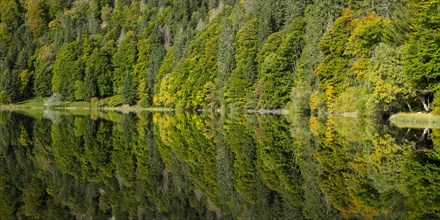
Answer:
[
  {"left": 1, "top": 97, "right": 289, "bottom": 114},
  {"left": 8, "top": 108, "right": 153, "bottom": 125},
  {"left": 0, "top": 97, "right": 173, "bottom": 113},
  {"left": 389, "top": 112, "right": 440, "bottom": 129}
]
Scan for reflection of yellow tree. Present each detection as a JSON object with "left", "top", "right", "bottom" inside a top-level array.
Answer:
[
  {"left": 315, "top": 116, "right": 378, "bottom": 218},
  {"left": 224, "top": 115, "right": 258, "bottom": 204},
  {"left": 155, "top": 112, "right": 222, "bottom": 210},
  {"left": 7, "top": 110, "right": 440, "bottom": 219},
  {"left": 254, "top": 115, "right": 303, "bottom": 208},
  {"left": 315, "top": 116, "right": 350, "bottom": 215},
  {"left": 2, "top": 111, "right": 244, "bottom": 219},
  {"left": 314, "top": 115, "right": 440, "bottom": 219}
]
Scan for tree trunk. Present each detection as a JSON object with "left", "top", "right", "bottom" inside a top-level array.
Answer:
[
  {"left": 418, "top": 128, "right": 430, "bottom": 142},
  {"left": 419, "top": 96, "right": 430, "bottom": 112},
  {"left": 405, "top": 100, "right": 412, "bottom": 112}
]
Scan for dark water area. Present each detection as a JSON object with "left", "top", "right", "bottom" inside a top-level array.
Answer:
[{"left": 0, "top": 110, "right": 439, "bottom": 219}]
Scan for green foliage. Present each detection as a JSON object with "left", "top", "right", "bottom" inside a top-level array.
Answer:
[
  {"left": 345, "top": 12, "right": 384, "bottom": 56},
  {"left": 18, "top": 70, "right": 33, "bottom": 99},
  {"left": 96, "top": 40, "right": 116, "bottom": 98},
  {"left": 224, "top": 19, "right": 259, "bottom": 109},
  {"left": 432, "top": 91, "right": 440, "bottom": 115},
  {"left": 0, "top": 65, "right": 19, "bottom": 104},
  {"left": 0, "top": 0, "right": 21, "bottom": 31},
  {"left": 175, "top": 14, "right": 222, "bottom": 109},
  {"left": 52, "top": 42, "right": 82, "bottom": 100},
  {"left": 304, "top": 2, "right": 423, "bottom": 116},
  {"left": 106, "top": 95, "right": 124, "bottom": 107},
  {"left": 405, "top": 0, "right": 440, "bottom": 91},
  {"left": 215, "top": 6, "right": 240, "bottom": 108},
  {"left": 0, "top": 0, "right": 438, "bottom": 116},
  {"left": 255, "top": 18, "right": 305, "bottom": 109},
  {"left": 290, "top": 1, "right": 347, "bottom": 114},
  {"left": 33, "top": 45, "right": 55, "bottom": 97},
  {"left": 24, "top": 0, "right": 49, "bottom": 38},
  {"left": 134, "top": 38, "right": 153, "bottom": 106},
  {"left": 74, "top": 80, "right": 85, "bottom": 101},
  {"left": 112, "top": 31, "right": 138, "bottom": 95},
  {"left": 318, "top": 10, "right": 353, "bottom": 56},
  {"left": 83, "top": 68, "right": 97, "bottom": 100},
  {"left": 314, "top": 10, "right": 353, "bottom": 106},
  {"left": 122, "top": 73, "right": 137, "bottom": 105},
  {"left": 367, "top": 43, "right": 412, "bottom": 116},
  {"left": 333, "top": 87, "right": 368, "bottom": 115},
  {"left": 2, "top": 109, "right": 440, "bottom": 218}
]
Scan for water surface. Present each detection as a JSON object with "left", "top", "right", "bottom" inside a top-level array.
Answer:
[{"left": 0, "top": 110, "right": 439, "bottom": 219}]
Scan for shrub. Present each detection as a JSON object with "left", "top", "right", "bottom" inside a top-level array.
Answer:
[
  {"left": 91, "top": 97, "right": 99, "bottom": 105},
  {"left": 432, "top": 92, "right": 440, "bottom": 115}
]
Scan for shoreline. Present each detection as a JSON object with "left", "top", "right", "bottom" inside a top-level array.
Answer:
[
  {"left": 0, "top": 103, "right": 288, "bottom": 115},
  {"left": 0, "top": 104, "right": 174, "bottom": 113}
]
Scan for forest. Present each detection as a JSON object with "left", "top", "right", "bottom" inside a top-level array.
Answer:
[{"left": 0, "top": 0, "right": 440, "bottom": 116}]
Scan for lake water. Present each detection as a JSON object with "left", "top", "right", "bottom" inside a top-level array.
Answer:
[{"left": 0, "top": 110, "right": 439, "bottom": 219}]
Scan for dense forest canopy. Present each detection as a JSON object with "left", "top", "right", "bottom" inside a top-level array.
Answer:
[{"left": 0, "top": 0, "right": 440, "bottom": 116}]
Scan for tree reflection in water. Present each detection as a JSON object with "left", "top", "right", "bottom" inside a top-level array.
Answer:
[{"left": 0, "top": 111, "right": 439, "bottom": 219}]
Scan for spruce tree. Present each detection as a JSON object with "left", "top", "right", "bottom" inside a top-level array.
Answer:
[{"left": 122, "top": 73, "right": 136, "bottom": 105}]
